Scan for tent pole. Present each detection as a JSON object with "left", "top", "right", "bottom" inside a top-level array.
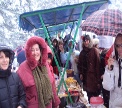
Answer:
[{"left": 38, "top": 13, "right": 73, "bottom": 103}]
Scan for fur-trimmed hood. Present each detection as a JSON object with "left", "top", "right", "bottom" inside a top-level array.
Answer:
[
  {"left": 25, "top": 36, "right": 47, "bottom": 70},
  {"left": 82, "top": 39, "right": 93, "bottom": 49}
]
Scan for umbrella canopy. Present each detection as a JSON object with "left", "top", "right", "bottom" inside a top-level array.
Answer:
[{"left": 81, "top": 9, "right": 122, "bottom": 37}]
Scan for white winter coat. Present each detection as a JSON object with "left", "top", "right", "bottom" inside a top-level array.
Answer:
[{"left": 102, "top": 61, "right": 122, "bottom": 108}]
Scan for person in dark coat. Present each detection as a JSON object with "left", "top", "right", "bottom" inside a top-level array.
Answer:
[
  {"left": 100, "top": 48, "right": 110, "bottom": 108},
  {"left": 77, "top": 35, "right": 101, "bottom": 102},
  {"left": 0, "top": 45, "right": 26, "bottom": 108},
  {"left": 52, "top": 39, "right": 63, "bottom": 76},
  {"left": 17, "top": 49, "right": 26, "bottom": 65}
]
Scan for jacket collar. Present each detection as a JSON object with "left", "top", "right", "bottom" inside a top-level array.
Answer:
[{"left": 0, "top": 69, "right": 11, "bottom": 78}]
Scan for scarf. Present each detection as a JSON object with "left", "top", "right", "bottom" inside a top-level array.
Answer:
[
  {"left": 0, "top": 69, "right": 11, "bottom": 78},
  {"left": 33, "top": 66, "right": 53, "bottom": 108},
  {"left": 118, "top": 59, "right": 121, "bottom": 87},
  {"left": 0, "top": 65, "right": 11, "bottom": 78}
]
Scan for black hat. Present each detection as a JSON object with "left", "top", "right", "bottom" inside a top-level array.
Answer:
[{"left": 83, "top": 35, "right": 91, "bottom": 42}]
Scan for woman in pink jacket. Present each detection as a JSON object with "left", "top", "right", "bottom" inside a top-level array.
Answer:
[{"left": 17, "top": 36, "right": 60, "bottom": 108}]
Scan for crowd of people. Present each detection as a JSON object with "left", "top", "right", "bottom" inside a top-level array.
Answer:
[{"left": 0, "top": 33, "right": 122, "bottom": 108}]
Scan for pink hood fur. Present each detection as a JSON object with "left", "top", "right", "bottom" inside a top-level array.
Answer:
[{"left": 25, "top": 36, "right": 47, "bottom": 70}]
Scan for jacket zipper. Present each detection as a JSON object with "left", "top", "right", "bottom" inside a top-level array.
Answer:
[{"left": 5, "top": 78, "right": 13, "bottom": 108}]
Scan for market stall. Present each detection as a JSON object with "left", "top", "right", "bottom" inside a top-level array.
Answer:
[
  {"left": 55, "top": 70, "right": 88, "bottom": 108},
  {"left": 19, "top": 0, "right": 109, "bottom": 106}
]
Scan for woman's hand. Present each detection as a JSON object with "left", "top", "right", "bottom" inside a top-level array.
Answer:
[
  {"left": 80, "top": 74, "right": 83, "bottom": 80},
  {"left": 74, "top": 56, "right": 79, "bottom": 64},
  {"left": 101, "top": 75, "right": 103, "bottom": 79},
  {"left": 55, "top": 105, "right": 59, "bottom": 108},
  {"left": 17, "top": 106, "right": 22, "bottom": 108},
  {"left": 107, "top": 56, "right": 114, "bottom": 70}
]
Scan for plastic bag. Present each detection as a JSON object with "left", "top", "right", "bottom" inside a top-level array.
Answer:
[{"left": 66, "top": 102, "right": 87, "bottom": 108}]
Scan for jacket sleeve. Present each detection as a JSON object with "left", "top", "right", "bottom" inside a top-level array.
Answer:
[
  {"left": 102, "top": 66, "right": 115, "bottom": 91},
  {"left": 52, "top": 80, "right": 61, "bottom": 107},
  {"left": 16, "top": 74, "right": 27, "bottom": 108}
]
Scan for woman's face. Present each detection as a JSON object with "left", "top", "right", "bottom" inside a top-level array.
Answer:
[
  {"left": 31, "top": 44, "right": 41, "bottom": 61},
  {"left": 83, "top": 39, "right": 90, "bottom": 47},
  {"left": 0, "top": 51, "right": 9, "bottom": 70},
  {"left": 58, "top": 43, "right": 64, "bottom": 51},
  {"left": 115, "top": 36, "right": 122, "bottom": 58},
  {"left": 53, "top": 40, "right": 57, "bottom": 46}
]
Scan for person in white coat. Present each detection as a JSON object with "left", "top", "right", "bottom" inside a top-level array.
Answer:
[{"left": 102, "top": 33, "right": 122, "bottom": 108}]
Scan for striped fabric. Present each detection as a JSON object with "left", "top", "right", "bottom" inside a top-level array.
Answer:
[{"left": 82, "top": 9, "right": 122, "bottom": 37}]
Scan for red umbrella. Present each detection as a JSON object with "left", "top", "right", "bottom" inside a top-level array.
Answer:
[{"left": 81, "top": 9, "right": 122, "bottom": 37}]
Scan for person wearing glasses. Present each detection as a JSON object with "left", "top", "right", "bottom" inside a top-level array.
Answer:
[{"left": 102, "top": 33, "right": 122, "bottom": 108}]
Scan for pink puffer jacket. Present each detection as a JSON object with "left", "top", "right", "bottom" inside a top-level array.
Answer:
[{"left": 17, "top": 36, "right": 60, "bottom": 108}]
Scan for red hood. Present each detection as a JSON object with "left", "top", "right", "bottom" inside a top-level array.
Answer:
[{"left": 25, "top": 36, "right": 47, "bottom": 70}]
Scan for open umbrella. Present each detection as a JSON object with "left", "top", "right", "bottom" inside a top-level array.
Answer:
[{"left": 81, "top": 9, "right": 122, "bottom": 37}]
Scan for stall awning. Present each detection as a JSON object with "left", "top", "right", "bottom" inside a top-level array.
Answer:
[{"left": 19, "top": 0, "right": 108, "bottom": 36}]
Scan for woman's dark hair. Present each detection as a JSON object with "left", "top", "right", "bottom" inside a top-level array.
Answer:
[
  {"left": 38, "top": 44, "right": 43, "bottom": 63},
  {"left": 48, "top": 53, "right": 53, "bottom": 60},
  {"left": 58, "top": 39, "right": 64, "bottom": 45},
  {"left": 52, "top": 38, "right": 58, "bottom": 43},
  {"left": 0, "top": 49, "right": 14, "bottom": 71},
  {"left": 38, "top": 44, "right": 42, "bottom": 51},
  {"left": 114, "top": 33, "right": 122, "bottom": 60},
  {"left": 83, "top": 34, "right": 91, "bottom": 42},
  {"left": 0, "top": 50, "right": 11, "bottom": 59},
  {"left": 0, "top": 45, "right": 15, "bottom": 70},
  {"left": 0, "top": 50, "right": 14, "bottom": 65}
]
